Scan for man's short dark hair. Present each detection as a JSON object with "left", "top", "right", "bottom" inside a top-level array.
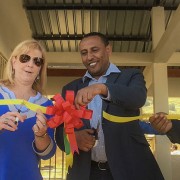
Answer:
[{"left": 81, "top": 32, "right": 109, "bottom": 46}]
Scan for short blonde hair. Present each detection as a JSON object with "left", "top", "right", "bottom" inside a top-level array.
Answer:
[{"left": 1, "top": 39, "right": 47, "bottom": 94}]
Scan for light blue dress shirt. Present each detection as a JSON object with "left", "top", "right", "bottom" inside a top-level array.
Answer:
[{"left": 83, "top": 63, "right": 120, "bottom": 162}]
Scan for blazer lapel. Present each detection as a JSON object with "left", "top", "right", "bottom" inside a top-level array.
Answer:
[
  {"left": 102, "top": 72, "right": 121, "bottom": 111},
  {"left": 78, "top": 77, "right": 90, "bottom": 89},
  {"left": 106, "top": 72, "right": 121, "bottom": 84}
]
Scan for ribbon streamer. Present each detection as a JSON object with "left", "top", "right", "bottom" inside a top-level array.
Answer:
[
  {"left": 103, "top": 111, "right": 180, "bottom": 123},
  {"left": 1, "top": 99, "right": 179, "bottom": 123},
  {"left": 0, "top": 99, "right": 46, "bottom": 113}
]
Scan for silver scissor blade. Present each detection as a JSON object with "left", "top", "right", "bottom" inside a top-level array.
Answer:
[{"left": 14, "top": 103, "right": 23, "bottom": 125}]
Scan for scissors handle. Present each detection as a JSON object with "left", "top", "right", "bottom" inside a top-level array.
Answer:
[
  {"left": 14, "top": 109, "right": 21, "bottom": 125},
  {"left": 92, "top": 121, "right": 100, "bottom": 140}
]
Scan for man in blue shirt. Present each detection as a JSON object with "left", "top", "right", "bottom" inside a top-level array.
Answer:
[{"left": 55, "top": 32, "right": 164, "bottom": 180}]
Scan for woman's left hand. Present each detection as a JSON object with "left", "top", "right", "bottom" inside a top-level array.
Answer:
[{"left": 33, "top": 109, "right": 48, "bottom": 137}]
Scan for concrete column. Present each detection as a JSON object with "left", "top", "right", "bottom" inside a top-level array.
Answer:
[
  {"left": 152, "top": 63, "right": 172, "bottom": 180},
  {"left": 151, "top": 6, "right": 165, "bottom": 50}
]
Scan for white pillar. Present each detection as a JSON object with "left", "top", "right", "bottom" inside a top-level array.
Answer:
[
  {"left": 151, "top": 6, "right": 165, "bottom": 50},
  {"left": 152, "top": 63, "right": 172, "bottom": 180}
]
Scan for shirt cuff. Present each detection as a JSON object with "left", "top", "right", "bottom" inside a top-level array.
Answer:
[
  {"left": 32, "top": 137, "right": 54, "bottom": 157},
  {"left": 101, "top": 87, "right": 111, "bottom": 101}
]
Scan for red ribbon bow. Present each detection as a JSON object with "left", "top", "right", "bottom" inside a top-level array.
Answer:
[{"left": 46, "top": 90, "right": 92, "bottom": 154}]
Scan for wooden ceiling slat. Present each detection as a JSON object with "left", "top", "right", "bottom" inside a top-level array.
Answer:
[
  {"left": 47, "top": 68, "right": 86, "bottom": 77},
  {"left": 168, "top": 69, "right": 180, "bottom": 77}
]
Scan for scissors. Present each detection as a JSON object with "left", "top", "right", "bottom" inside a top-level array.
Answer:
[
  {"left": 92, "top": 121, "right": 100, "bottom": 147},
  {"left": 0, "top": 108, "right": 21, "bottom": 134},
  {"left": 14, "top": 109, "right": 21, "bottom": 125},
  {"left": 14, "top": 102, "right": 24, "bottom": 125}
]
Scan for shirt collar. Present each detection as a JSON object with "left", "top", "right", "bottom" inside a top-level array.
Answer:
[{"left": 82, "top": 63, "right": 120, "bottom": 82}]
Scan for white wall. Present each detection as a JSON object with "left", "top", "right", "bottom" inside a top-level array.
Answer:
[
  {"left": 168, "top": 78, "right": 180, "bottom": 97},
  {"left": 172, "top": 155, "right": 180, "bottom": 180},
  {"left": 0, "top": 0, "right": 31, "bottom": 58},
  {"left": 46, "top": 76, "right": 80, "bottom": 95},
  {"left": 147, "top": 77, "right": 180, "bottom": 97}
]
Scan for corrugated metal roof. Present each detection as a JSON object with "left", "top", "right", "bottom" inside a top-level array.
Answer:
[{"left": 23, "top": 0, "right": 180, "bottom": 53}]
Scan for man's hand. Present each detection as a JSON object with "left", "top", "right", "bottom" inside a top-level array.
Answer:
[
  {"left": 75, "top": 83, "right": 108, "bottom": 109},
  {"left": 75, "top": 129, "right": 96, "bottom": 152},
  {"left": 149, "top": 112, "right": 172, "bottom": 133}
]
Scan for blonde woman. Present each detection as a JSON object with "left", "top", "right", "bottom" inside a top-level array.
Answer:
[{"left": 0, "top": 40, "right": 56, "bottom": 180}]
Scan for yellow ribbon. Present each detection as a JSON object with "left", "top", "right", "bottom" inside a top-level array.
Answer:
[
  {"left": 1, "top": 99, "right": 180, "bottom": 122},
  {"left": 66, "top": 152, "right": 73, "bottom": 172},
  {"left": 0, "top": 99, "right": 47, "bottom": 113},
  {"left": 103, "top": 111, "right": 180, "bottom": 123}
]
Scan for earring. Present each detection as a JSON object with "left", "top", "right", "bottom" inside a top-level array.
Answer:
[{"left": 36, "top": 75, "right": 40, "bottom": 80}]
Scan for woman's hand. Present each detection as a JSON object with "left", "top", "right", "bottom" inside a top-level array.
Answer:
[
  {"left": 33, "top": 109, "right": 51, "bottom": 151},
  {"left": 33, "top": 109, "right": 48, "bottom": 137},
  {"left": 0, "top": 111, "right": 26, "bottom": 131}
]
